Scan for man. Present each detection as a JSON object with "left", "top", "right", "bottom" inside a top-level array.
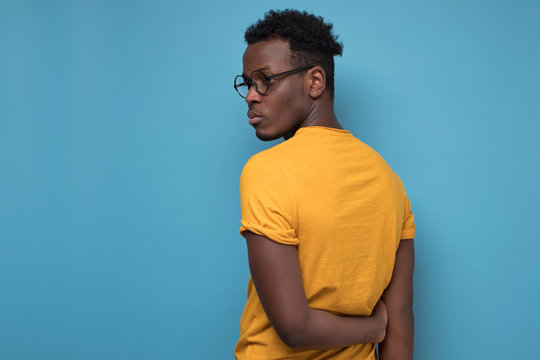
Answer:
[{"left": 234, "top": 9, "right": 415, "bottom": 360}]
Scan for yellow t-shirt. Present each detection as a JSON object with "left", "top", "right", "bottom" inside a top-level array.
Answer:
[{"left": 236, "top": 126, "right": 415, "bottom": 360}]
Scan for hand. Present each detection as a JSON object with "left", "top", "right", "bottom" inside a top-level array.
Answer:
[{"left": 371, "top": 298, "right": 388, "bottom": 343}]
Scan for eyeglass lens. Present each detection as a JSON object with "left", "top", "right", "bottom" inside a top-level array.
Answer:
[{"left": 235, "top": 71, "right": 268, "bottom": 98}]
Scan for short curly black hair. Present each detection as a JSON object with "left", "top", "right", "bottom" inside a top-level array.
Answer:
[{"left": 245, "top": 9, "right": 343, "bottom": 97}]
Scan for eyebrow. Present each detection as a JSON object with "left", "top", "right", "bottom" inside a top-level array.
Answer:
[{"left": 242, "top": 66, "right": 271, "bottom": 78}]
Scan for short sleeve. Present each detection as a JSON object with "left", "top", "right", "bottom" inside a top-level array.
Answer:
[
  {"left": 400, "top": 196, "right": 416, "bottom": 240},
  {"left": 238, "top": 154, "right": 298, "bottom": 246}
]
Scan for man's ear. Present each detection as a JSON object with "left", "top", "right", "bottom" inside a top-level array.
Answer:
[{"left": 307, "top": 66, "right": 326, "bottom": 99}]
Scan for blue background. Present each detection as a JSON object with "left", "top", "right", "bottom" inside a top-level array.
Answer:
[{"left": 1, "top": 0, "right": 539, "bottom": 358}]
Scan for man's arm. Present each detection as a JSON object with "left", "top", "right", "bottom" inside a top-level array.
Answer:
[
  {"left": 378, "top": 239, "right": 415, "bottom": 360},
  {"left": 245, "top": 231, "right": 387, "bottom": 349}
]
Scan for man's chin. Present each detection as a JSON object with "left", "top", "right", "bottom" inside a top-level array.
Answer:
[{"left": 254, "top": 128, "right": 280, "bottom": 142}]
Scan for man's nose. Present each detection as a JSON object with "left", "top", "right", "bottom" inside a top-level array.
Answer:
[{"left": 245, "top": 86, "right": 262, "bottom": 104}]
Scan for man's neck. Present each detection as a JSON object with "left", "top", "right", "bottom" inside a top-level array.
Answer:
[{"left": 283, "top": 103, "right": 343, "bottom": 140}]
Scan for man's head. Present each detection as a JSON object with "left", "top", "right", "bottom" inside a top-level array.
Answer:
[
  {"left": 236, "top": 9, "right": 343, "bottom": 141},
  {"left": 245, "top": 9, "right": 343, "bottom": 98}
]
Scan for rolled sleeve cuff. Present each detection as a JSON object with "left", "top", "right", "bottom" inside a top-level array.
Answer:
[
  {"left": 400, "top": 227, "right": 416, "bottom": 240},
  {"left": 239, "top": 220, "right": 299, "bottom": 246}
]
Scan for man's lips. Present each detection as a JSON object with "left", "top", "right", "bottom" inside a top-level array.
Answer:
[{"left": 248, "top": 111, "right": 264, "bottom": 125}]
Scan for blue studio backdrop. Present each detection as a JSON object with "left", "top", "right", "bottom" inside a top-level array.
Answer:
[{"left": 1, "top": 0, "right": 539, "bottom": 359}]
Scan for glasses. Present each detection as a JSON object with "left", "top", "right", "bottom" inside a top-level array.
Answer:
[{"left": 234, "top": 65, "right": 314, "bottom": 98}]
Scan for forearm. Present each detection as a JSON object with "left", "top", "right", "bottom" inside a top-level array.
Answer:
[
  {"left": 284, "top": 307, "right": 384, "bottom": 349},
  {"left": 378, "top": 308, "right": 414, "bottom": 360}
]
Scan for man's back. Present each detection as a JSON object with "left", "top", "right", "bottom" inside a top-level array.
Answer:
[{"left": 236, "top": 126, "right": 415, "bottom": 359}]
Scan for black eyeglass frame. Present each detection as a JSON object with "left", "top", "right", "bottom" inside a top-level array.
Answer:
[{"left": 234, "top": 65, "right": 315, "bottom": 98}]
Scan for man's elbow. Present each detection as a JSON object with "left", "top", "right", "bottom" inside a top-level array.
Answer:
[
  {"left": 278, "top": 332, "right": 303, "bottom": 349},
  {"left": 387, "top": 306, "right": 414, "bottom": 334},
  {"left": 383, "top": 292, "right": 413, "bottom": 318},
  {"left": 273, "top": 317, "right": 310, "bottom": 349}
]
